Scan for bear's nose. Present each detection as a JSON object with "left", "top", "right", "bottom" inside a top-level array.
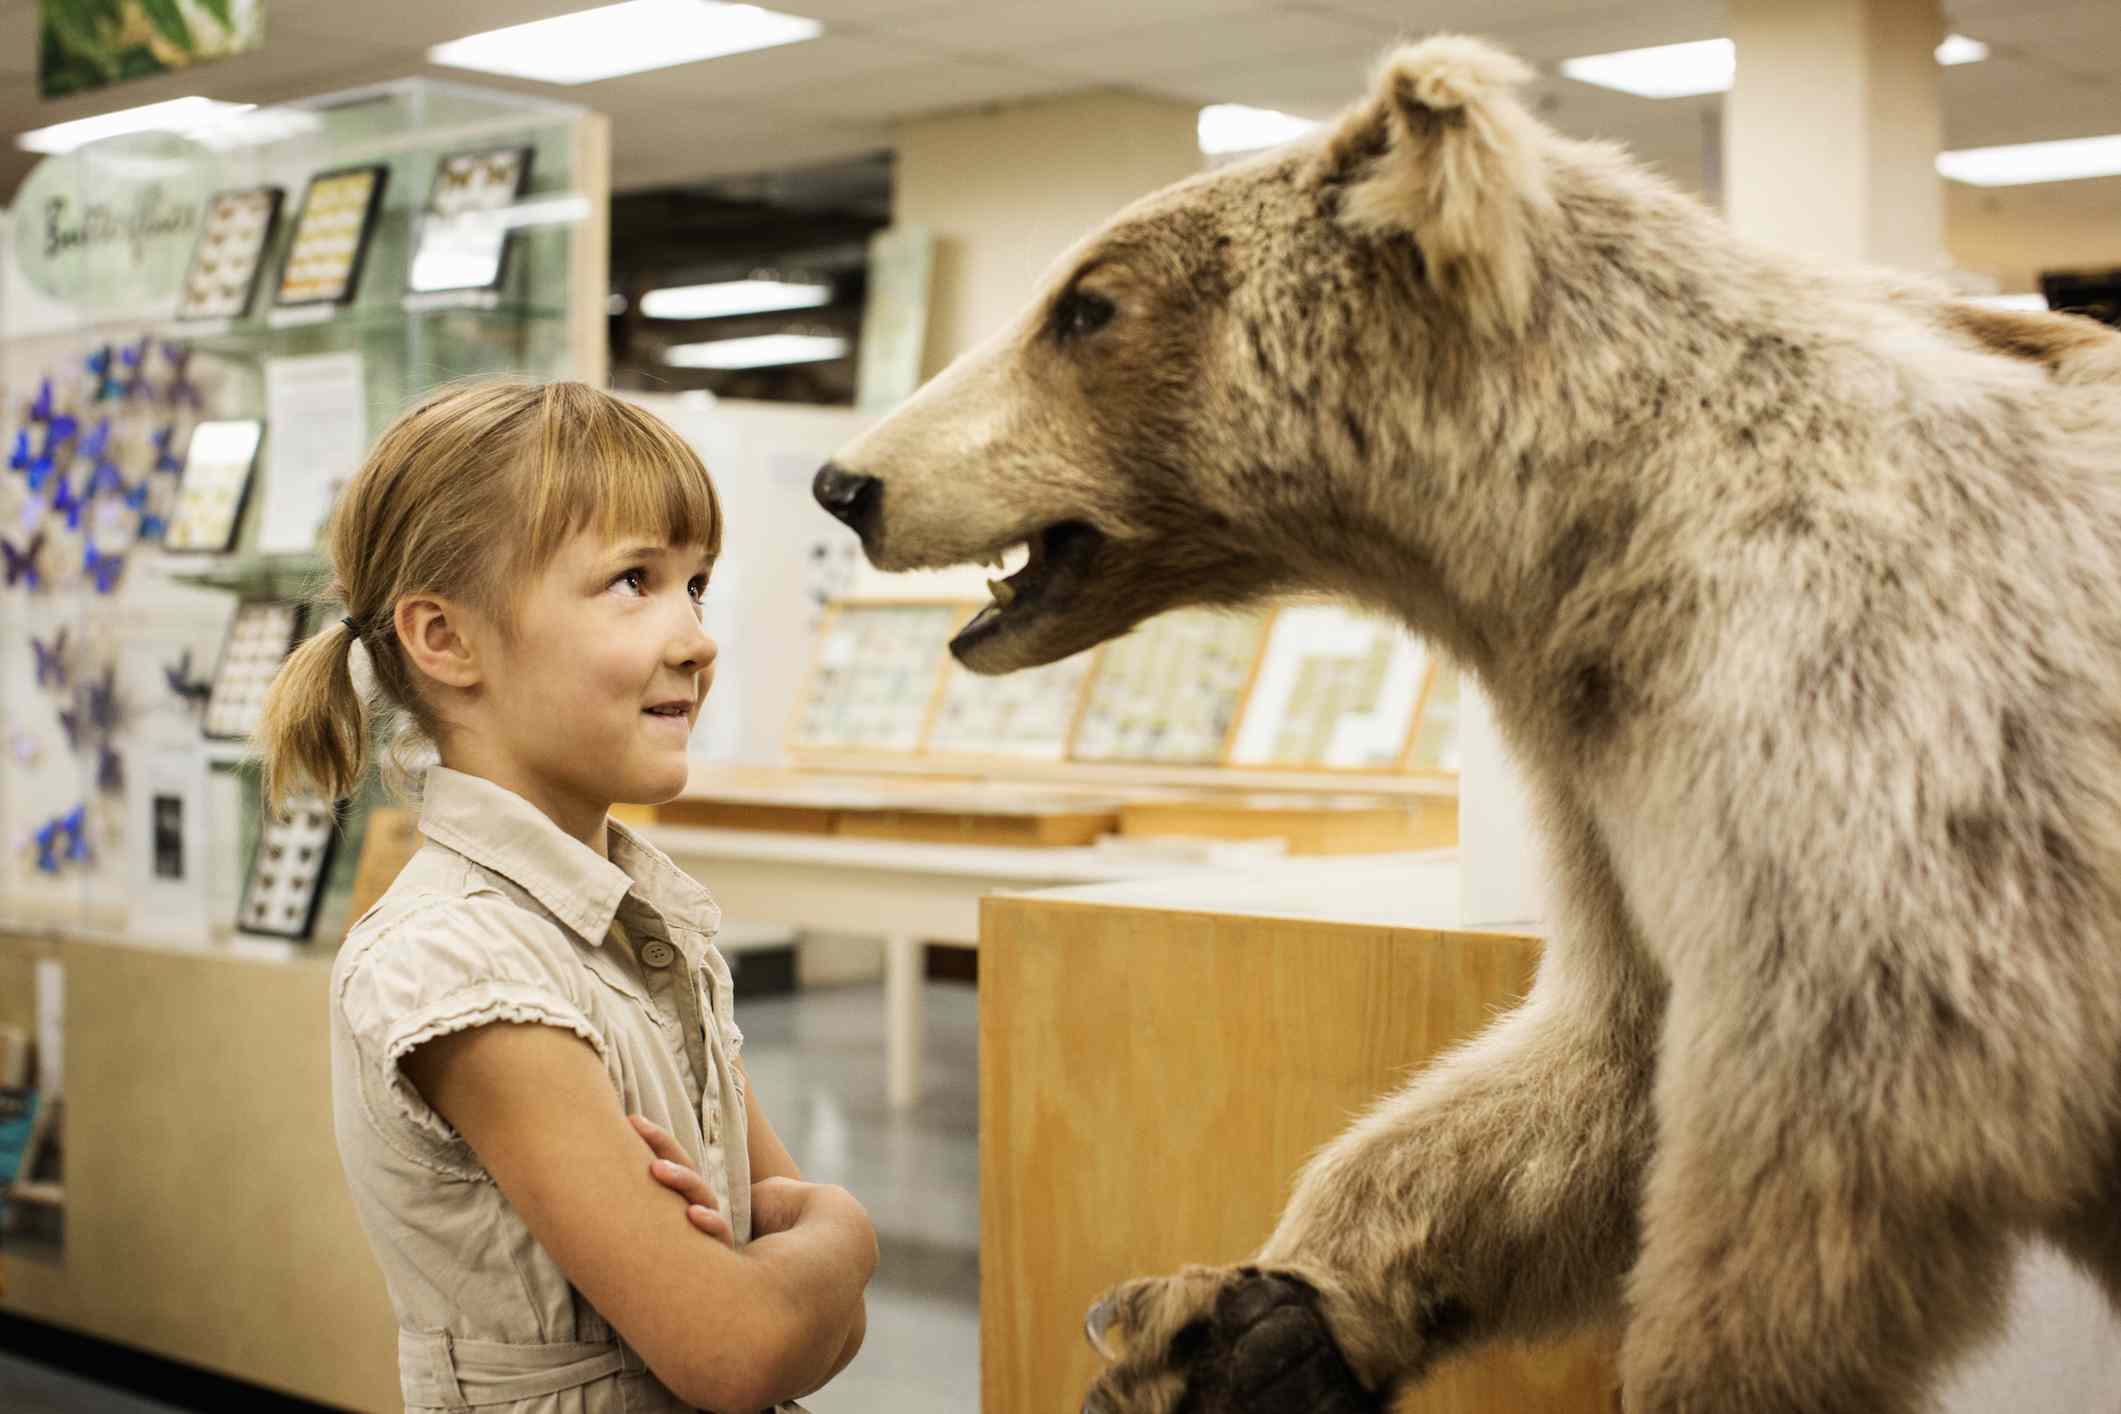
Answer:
[{"left": 813, "top": 462, "right": 881, "bottom": 533}]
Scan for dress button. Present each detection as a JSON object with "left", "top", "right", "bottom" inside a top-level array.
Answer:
[{"left": 640, "top": 940, "right": 677, "bottom": 968}]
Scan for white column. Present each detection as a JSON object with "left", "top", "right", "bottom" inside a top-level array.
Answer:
[
  {"left": 883, "top": 934, "right": 925, "bottom": 1109},
  {"left": 1724, "top": 0, "right": 1946, "bottom": 272}
]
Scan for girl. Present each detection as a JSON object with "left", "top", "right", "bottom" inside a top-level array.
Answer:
[{"left": 258, "top": 379, "right": 874, "bottom": 1413}]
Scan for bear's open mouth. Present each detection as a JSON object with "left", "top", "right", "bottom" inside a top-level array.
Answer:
[{"left": 950, "top": 520, "right": 1104, "bottom": 658}]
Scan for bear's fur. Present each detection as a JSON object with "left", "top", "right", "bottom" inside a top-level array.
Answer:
[{"left": 821, "top": 34, "right": 2121, "bottom": 1414}]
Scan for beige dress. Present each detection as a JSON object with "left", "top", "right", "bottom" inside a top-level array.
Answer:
[{"left": 331, "top": 766, "right": 783, "bottom": 1413}]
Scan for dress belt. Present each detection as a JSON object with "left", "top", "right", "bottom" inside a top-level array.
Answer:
[{"left": 399, "top": 1328, "right": 647, "bottom": 1409}]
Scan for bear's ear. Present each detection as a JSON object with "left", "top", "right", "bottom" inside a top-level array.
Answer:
[{"left": 1324, "top": 35, "right": 1553, "bottom": 338}]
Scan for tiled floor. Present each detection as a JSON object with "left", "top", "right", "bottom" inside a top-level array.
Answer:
[{"left": 0, "top": 977, "right": 981, "bottom": 1414}]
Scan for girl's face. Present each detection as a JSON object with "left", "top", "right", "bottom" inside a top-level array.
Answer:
[{"left": 463, "top": 528, "right": 716, "bottom": 840}]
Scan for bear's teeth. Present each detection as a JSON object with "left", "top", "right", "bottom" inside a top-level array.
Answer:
[{"left": 988, "top": 578, "right": 1016, "bottom": 607}]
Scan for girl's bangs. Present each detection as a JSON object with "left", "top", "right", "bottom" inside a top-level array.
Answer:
[{"left": 520, "top": 388, "right": 723, "bottom": 568}]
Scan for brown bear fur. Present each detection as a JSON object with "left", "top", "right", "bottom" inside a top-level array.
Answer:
[{"left": 824, "top": 34, "right": 2121, "bottom": 1414}]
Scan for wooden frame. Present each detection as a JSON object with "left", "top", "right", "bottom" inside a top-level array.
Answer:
[
  {"left": 1065, "top": 606, "right": 1276, "bottom": 767},
  {"left": 784, "top": 598, "right": 975, "bottom": 761},
  {"left": 1221, "top": 602, "right": 1439, "bottom": 775},
  {"left": 175, "top": 185, "right": 285, "bottom": 322},
  {"left": 1400, "top": 657, "right": 1463, "bottom": 780},
  {"left": 273, "top": 163, "right": 390, "bottom": 309}
]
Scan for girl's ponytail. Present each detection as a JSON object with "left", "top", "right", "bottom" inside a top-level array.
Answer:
[{"left": 255, "top": 603, "right": 370, "bottom": 817}]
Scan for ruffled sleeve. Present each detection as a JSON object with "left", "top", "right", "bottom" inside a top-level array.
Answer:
[{"left": 338, "top": 893, "right": 610, "bottom": 1181}]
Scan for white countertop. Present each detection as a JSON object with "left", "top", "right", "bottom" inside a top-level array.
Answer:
[{"left": 1015, "top": 849, "right": 1534, "bottom": 935}]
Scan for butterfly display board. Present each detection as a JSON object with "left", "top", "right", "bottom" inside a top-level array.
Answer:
[
  {"left": 238, "top": 797, "right": 340, "bottom": 940},
  {"left": 204, "top": 602, "right": 305, "bottom": 742},
  {"left": 176, "top": 187, "right": 284, "bottom": 322},
  {"left": 275, "top": 166, "right": 389, "bottom": 308},
  {"left": 790, "top": 602, "right": 970, "bottom": 753},
  {"left": 408, "top": 146, "right": 534, "bottom": 296},
  {"left": 1225, "top": 604, "right": 1433, "bottom": 771},
  {"left": 0, "top": 78, "right": 608, "bottom": 946},
  {"left": 163, "top": 419, "right": 263, "bottom": 553},
  {"left": 927, "top": 650, "right": 1099, "bottom": 763},
  {"left": 1070, "top": 609, "right": 1273, "bottom": 765}
]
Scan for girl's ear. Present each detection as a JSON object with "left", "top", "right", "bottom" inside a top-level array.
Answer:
[
  {"left": 397, "top": 596, "right": 483, "bottom": 690},
  {"left": 1320, "top": 34, "right": 1552, "bottom": 339}
]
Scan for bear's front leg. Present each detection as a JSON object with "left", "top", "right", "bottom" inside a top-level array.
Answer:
[{"left": 1080, "top": 942, "right": 1659, "bottom": 1412}]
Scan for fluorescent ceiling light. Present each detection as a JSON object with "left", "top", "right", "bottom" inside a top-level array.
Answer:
[
  {"left": 1939, "top": 133, "right": 2121, "bottom": 186},
  {"left": 664, "top": 333, "right": 850, "bottom": 369},
  {"left": 1561, "top": 33, "right": 1989, "bottom": 99},
  {"left": 641, "top": 279, "right": 832, "bottom": 320},
  {"left": 1198, "top": 103, "right": 1319, "bottom": 157},
  {"left": 1967, "top": 292, "right": 2049, "bottom": 311},
  {"left": 429, "top": 0, "right": 821, "bottom": 85},
  {"left": 17, "top": 97, "right": 256, "bottom": 154},
  {"left": 1561, "top": 38, "right": 1733, "bottom": 99}
]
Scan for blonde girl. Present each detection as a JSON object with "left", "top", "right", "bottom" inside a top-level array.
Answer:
[{"left": 258, "top": 379, "right": 873, "bottom": 1413}]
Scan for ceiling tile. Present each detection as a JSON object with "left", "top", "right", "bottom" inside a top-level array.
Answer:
[
  {"left": 1028, "top": 8, "right": 1392, "bottom": 85},
  {"left": 884, "top": 0, "right": 1265, "bottom": 59},
  {"left": 769, "top": 57, "right": 1094, "bottom": 124}
]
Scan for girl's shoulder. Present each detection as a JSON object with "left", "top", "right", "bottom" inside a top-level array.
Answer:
[{"left": 333, "top": 843, "right": 591, "bottom": 1045}]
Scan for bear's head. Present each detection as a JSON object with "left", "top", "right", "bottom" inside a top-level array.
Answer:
[{"left": 818, "top": 35, "right": 1565, "bottom": 674}]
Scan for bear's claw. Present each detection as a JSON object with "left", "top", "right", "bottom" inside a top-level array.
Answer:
[{"left": 1083, "top": 1269, "right": 1384, "bottom": 1414}]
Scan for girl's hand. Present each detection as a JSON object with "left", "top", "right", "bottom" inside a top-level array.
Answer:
[{"left": 628, "top": 1113, "right": 731, "bottom": 1244}]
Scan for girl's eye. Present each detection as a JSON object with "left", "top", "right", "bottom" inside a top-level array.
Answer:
[
  {"left": 688, "top": 575, "right": 709, "bottom": 604},
  {"left": 613, "top": 568, "right": 648, "bottom": 595}
]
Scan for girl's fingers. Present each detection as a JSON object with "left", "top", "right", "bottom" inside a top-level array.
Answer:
[
  {"left": 687, "top": 1204, "right": 733, "bottom": 1243},
  {"left": 628, "top": 1113, "right": 688, "bottom": 1164},
  {"left": 650, "top": 1157, "right": 719, "bottom": 1210}
]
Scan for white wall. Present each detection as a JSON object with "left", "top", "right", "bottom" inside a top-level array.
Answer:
[{"left": 893, "top": 88, "right": 1201, "bottom": 377}]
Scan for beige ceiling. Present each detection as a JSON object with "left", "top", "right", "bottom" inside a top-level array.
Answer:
[{"left": 3, "top": 0, "right": 2119, "bottom": 208}]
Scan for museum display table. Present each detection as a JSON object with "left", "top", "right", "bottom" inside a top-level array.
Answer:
[{"left": 979, "top": 853, "right": 1622, "bottom": 1414}]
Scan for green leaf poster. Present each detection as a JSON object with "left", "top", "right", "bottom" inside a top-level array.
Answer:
[{"left": 39, "top": 0, "right": 266, "bottom": 101}]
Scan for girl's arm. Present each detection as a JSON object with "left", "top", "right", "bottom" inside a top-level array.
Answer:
[
  {"left": 738, "top": 1064, "right": 868, "bottom": 1390},
  {"left": 401, "top": 1021, "right": 874, "bottom": 1412}
]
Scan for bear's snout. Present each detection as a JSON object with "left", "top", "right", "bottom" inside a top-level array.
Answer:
[{"left": 813, "top": 462, "right": 882, "bottom": 536}]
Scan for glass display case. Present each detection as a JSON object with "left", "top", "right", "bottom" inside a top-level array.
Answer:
[{"left": 0, "top": 79, "right": 609, "bottom": 945}]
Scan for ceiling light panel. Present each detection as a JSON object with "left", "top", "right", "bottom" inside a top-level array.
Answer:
[
  {"left": 429, "top": 0, "right": 822, "bottom": 85},
  {"left": 1561, "top": 33, "right": 1988, "bottom": 99},
  {"left": 641, "top": 279, "right": 832, "bottom": 319},
  {"left": 1197, "top": 103, "right": 1319, "bottom": 157},
  {"left": 17, "top": 97, "right": 256, "bottom": 154},
  {"left": 664, "top": 333, "right": 850, "bottom": 368},
  {"left": 1938, "top": 134, "right": 2121, "bottom": 186}
]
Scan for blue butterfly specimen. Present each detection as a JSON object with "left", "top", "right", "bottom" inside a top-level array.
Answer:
[
  {"left": 138, "top": 510, "right": 168, "bottom": 542},
  {"left": 117, "top": 337, "right": 153, "bottom": 400},
  {"left": 2, "top": 531, "right": 44, "bottom": 589},
  {"left": 32, "top": 626, "right": 68, "bottom": 688},
  {"left": 56, "top": 700, "right": 84, "bottom": 750},
  {"left": 28, "top": 378, "right": 53, "bottom": 423},
  {"left": 161, "top": 344, "right": 201, "bottom": 409},
  {"left": 50, "top": 472, "right": 86, "bottom": 532},
  {"left": 60, "top": 804, "right": 88, "bottom": 863},
  {"left": 29, "top": 804, "right": 89, "bottom": 873},
  {"left": 86, "top": 345, "right": 123, "bottom": 402},
  {"left": 84, "top": 541, "right": 124, "bottom": 594},
  {"left": 165, "top": 649, "right": 211, "bottom": 707},
  {"left": 21, "top": 447, "right": 56, "bottom": 495},
  {"left": 122, "top": 478, "right": 149, "bottom": 510},
  {"left": 83, "top": 665, "right": 118, "bottom": 733},
  {"left": 80, "top": 419, "right": 124, "bottom": 497},
  {"left": 32, "top": 817, "right": 62, "bottom": 874},
  {"left": 96, "top": 742, "right": 123, "bottom": 795},
  {"left": 85, "top": 455, "right": 126, "bottom": 500},
  {"left": 151, "top": 424, "right": 185, "bottom": 475},
  {"left": 42, "top": 412, "right": 78, "bottom": 453},
  {"left": 8, "top": 429, "right": 29, "bottom": 472}
]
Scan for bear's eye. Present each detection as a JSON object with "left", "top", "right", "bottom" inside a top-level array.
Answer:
[{"left": 1054, "top": 290, "right": 1116, "bottom": 343}]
